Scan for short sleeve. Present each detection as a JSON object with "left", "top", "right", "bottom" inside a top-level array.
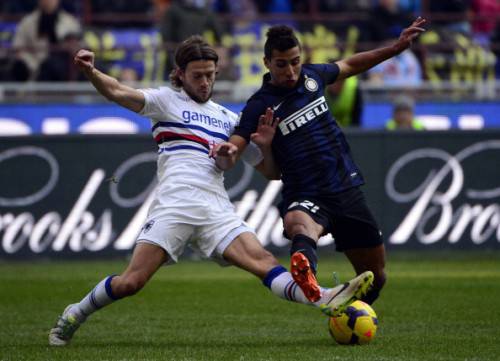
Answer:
[
  {"left": 240, "top": 141, "right": 264, "bottom": 167},
  {"left": 233, "top": 99, "right": 267, "bottom": 142},
  {"left": 312, "top": 63, "right": 340, "bottom": 85},
  {"left": 138, "top": 87, "right": 169, "bottom": 119}
]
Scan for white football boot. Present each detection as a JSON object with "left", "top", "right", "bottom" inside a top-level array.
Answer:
[
  {"left": 49, "top": 304, "right": 85, "bottom": 346},
  {"left": 319, "top": 271, "right": 374, "bottom": 317}
]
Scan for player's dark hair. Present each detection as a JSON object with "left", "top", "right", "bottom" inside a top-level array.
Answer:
[
  {"left": 170, "top": 35, "right": 219, "bottom": 88},
  {"left": 264, "top": 25, "right": 301, "bottom": 59}
]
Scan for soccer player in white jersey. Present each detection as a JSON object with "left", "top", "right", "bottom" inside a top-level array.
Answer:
[{"left": 49, "top": 36, "right": 374, "bottom": 346}]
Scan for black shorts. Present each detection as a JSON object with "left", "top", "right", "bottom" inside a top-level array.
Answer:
[{"left": 279, "top": 187, "right": 383, "bottom": 252}]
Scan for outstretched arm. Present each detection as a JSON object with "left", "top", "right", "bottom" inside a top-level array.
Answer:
[
  {"left": 74, "top": 49, "right": 145, "bottom": 113},
  {"left": 335, "top": 17, "right": 426, "bottom": 80}
]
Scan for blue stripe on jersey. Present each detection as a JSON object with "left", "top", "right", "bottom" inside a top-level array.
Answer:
[
  {"left": 152, "top": 121, "right": 229, "bottom": 141},
  {"left": 158, "top": 144, "right": 209, "bottom": 155}
]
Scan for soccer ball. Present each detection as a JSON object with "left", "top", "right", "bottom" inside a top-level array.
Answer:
[{"left": 328, "top": 300, "right": 378, "bottom": 345}]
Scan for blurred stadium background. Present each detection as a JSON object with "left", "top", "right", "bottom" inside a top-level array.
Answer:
[{"left": 1, "top": 1, "right": 500, "bottom": 360}]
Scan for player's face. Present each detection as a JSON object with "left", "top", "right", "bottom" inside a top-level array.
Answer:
[
  {"left": 264, "top": 46, "right": 302, "bottom": 89},
  {"left": 180, "top": 60, "right": 217, "bottom": 103}
]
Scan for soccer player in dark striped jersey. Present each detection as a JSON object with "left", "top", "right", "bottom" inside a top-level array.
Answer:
[{"left": 213, "top": 18, "right": 426, "bottom": 305}]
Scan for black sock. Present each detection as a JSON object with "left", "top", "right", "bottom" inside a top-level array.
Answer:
[{"left": 290, "top": 234, "right": 318, "bottom": 274}]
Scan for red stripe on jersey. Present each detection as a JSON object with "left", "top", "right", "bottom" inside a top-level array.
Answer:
[{"left": 155, "top": 131, "right": 209, "bottom": 148}]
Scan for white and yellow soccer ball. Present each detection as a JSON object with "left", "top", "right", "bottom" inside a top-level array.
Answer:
[{"left": 328, "top": 300, "right": 378, "bottom": 345}]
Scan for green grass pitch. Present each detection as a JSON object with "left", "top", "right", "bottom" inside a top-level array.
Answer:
[{"left": 1, "top": 251, "right": 499, "bottom": 361}]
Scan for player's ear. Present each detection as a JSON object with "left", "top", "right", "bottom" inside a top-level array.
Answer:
[
  {"left": 177, "top": 68, "right": 185, "bottom": 82},
  {"left": 263, "top": 57, "right": 271, "bottom": 70}
]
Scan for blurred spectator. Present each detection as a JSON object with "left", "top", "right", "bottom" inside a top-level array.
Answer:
[
  {"left": 368, "top": 43, "right": 422, "bottom": 86},
  {"left": 325, "top": 76, "right": 362, "bottom": 127},
  {"left": 160, "top": 0, "right": 223, "bottom": 44},
  {"left": 10, "top": 0, "right": 81, "bottom": 81},
  {"left": 160, "top": 0, "right": 225, "bottom": 74},
  {"left": 36, "top": 32, "right": 84, "bottom": 81},
  {"left": 428, "top": 0, "right": 472, "bottom": 34},
  {"left": 118, "top": 67, "right": 140, "bottom": 85},
  {"left": 471, "top": 0, "right": 500, "bottom": 44},
  {"left": 370, "top": 0, "right": 414, "bottom": 42},
  {"left": 385, "top": 95, "right": 425, "bottom": 130}
]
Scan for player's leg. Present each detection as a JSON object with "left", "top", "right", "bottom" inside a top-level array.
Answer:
[
  {"left": 221, "top": 231, "right": 315, "bottom": 305},
  {"left": 222, "top": 231, "right": 373, "bottom": 315},
  {"left": 344, "top": 244, "right": 386, "bottom": 305},
  {"left": 49, "top": 243, "right": 168, "bottom": 346},
  {"left": 283, "top": 209, "right": 324, "bottom": 302},
  {"left": 330, "top": 187, "right": 386, "bottom": 305}
]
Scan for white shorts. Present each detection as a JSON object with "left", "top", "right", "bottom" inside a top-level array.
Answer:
[{"left": 136, "top": 183, "right": 255, "bottom": 264}]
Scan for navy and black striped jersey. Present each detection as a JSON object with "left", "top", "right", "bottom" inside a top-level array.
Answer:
[{"left": 234, "top": 63, "right": 364, "bottom": 200}]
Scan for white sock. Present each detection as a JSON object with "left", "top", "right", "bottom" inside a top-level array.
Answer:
[
  {"left": 72, "top": 275, "right": 119, "bottom": 320},
  {"left": 263, "top": 265, "right": 331, "bottom": 306},
  {"left": 269, "top": 270, "right": 313, "bottom": 305}
]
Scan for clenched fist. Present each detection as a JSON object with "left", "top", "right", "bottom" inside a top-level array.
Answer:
[{"left": 74, "top": 49, "right": 95, "bottom": 74}]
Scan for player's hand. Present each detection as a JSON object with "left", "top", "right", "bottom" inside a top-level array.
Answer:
[
  {"left": 209, "top": 141, "right": 238, "bottom": 170},
  {"left": 74, "top": 49, "right": 95, "bottom": 74},
  {"left": 250, "top": 107, "right": 279, "bottom": 149},
  {"left": 395, "top": 17, "right": 426, "bottom": 52},
  {"left": 209, "top": 141, "right": 238, "bottom": 159}
]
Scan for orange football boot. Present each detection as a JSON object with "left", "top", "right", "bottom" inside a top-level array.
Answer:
[{"left": 291, "top": 252, "right": 321, "bottom": 302}]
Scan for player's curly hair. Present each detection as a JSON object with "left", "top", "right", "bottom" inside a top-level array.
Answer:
[
  {"left": 264, "top": 25, "right": 301, "bottom": 59},
  {"left": 170, "top": 35, "right": 219, "bottom": 88}
]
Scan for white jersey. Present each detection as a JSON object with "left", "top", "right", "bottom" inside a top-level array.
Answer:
[
  {"left": 136, "top": 86, "right": 260, "bottom": 263},
  {"left": 139, "top": 86, "right": 261, "bottom": 197}
]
